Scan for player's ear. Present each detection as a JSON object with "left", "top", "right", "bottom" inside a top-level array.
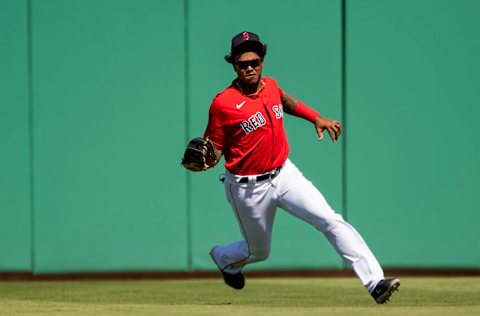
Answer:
[{"left": 225, "top": 53, "right": 237, "bottom": 71}]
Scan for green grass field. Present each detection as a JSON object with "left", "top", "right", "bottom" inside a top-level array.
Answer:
[{"left": 0, "top": 277, "right": 479, "bottom": 316}]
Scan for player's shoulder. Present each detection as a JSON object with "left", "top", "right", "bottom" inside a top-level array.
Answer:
[
  {"left": 263, "top": 76, "right": 280, "bottom": 87},
  {"left": 210, "top": 81, "right": 240, "bottom": 109},
  {"left": 263, "top": 77, "right": 283, "bottom": 97}
]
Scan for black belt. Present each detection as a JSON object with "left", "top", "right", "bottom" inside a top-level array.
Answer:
[{"left": 238, "top": 166, "right": 283, "bottom": 183}]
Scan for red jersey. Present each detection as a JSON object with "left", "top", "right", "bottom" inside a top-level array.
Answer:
[{"left": 204, "top": 77, "right": 289, "bottom": 175}]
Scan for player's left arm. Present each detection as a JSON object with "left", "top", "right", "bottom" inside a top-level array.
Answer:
[{"left": 281, "top": 91, "right": 341, "bottom": 142}]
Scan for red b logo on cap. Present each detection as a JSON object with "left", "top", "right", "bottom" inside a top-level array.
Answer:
[{"left": 242, "top": 32, "right": 250, "bottom": 41}]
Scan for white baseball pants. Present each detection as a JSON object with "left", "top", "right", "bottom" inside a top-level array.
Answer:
[{"left": 211, "top": 159, "right": 384, "bottom": 292}]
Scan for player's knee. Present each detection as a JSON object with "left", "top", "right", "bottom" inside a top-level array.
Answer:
[
  {"left": 318, "top": 212, "right": 346, "bottom": 233},
  {"left": 249, "top": 247, "right": 270, "bottom": 262}
]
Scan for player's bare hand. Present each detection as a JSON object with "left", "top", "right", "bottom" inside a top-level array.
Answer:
[{"left": 314, "top": 116, "right": 342, "bottom": 142}]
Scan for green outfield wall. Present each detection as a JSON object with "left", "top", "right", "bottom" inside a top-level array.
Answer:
[{"left": 1, "top": 0, "right": 479, "bottom": 273}]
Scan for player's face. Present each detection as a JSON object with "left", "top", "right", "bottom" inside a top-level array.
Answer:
[{"left": 234, "top": 52, "right": 264, "bottom": 86}]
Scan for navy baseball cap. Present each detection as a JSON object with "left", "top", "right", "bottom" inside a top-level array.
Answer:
[{"left": 230, "top": 31, "right": 265, "bottom": 55}]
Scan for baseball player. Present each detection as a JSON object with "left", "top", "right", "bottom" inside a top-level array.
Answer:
[{"left": 183, "top": 31, "right": 400, "bottom": 304}]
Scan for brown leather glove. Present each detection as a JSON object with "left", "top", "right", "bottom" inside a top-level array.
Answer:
[{"left": 181, "top": 137, "right": 219, "bottom": 172}]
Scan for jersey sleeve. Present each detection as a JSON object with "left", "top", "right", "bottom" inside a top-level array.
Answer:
[{"left": 203, "top": 98, "right": 227, "bottom": 151}]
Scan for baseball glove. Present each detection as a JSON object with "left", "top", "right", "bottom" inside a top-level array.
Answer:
[{"left": 181, "top": 137, "right": 219, "bottom": 172}]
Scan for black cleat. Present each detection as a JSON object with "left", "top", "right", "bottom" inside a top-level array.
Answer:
[
  {"left": 209, "top": 246, "right": 245, "bottom": 290},
  {"left": 371, "top": 278, "right": 401, "bottom": 304}
]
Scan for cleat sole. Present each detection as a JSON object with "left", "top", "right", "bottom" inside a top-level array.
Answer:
[{"left": 375, "top": 279, "right": 401, "bottom": 304}]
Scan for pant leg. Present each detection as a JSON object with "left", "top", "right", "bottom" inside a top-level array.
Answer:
[
  {"left": 276, "top": 159, "right": 384, "bottom": 292},
  {"left": 212, "top": 177, "right": 277, "bottom": 274}
]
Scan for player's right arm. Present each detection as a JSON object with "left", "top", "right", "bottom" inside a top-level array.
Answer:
[
  {"left": 204, "top": 98, "right": 225, "bottom": 162},
  {"left": 212, "top": 148, "right": 223, "bottom": 162}
]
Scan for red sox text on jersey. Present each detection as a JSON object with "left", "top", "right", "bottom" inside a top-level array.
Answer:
[{"left": 240, "top": 104, "right": 282, "bottom": 135}]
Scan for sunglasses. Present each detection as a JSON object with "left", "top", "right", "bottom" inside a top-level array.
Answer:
[{"left": 235, "top": 59, "right": 261, "bottom": 70}]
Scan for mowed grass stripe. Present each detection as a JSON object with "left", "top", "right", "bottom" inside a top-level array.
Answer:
[{"left": 0, "top": 277, "right": 479, "bottom": 316}]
